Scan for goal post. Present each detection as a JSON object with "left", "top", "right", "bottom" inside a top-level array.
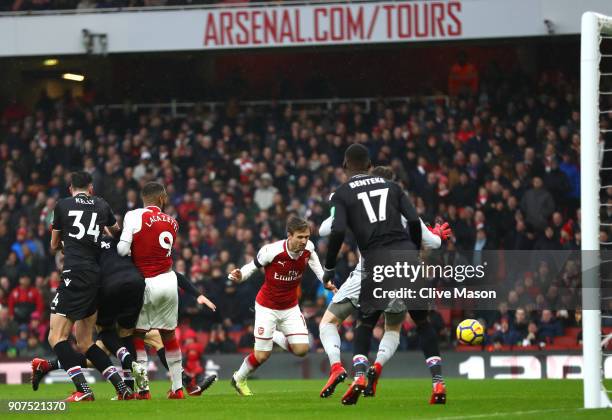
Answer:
[{"left": 580, "top": 10, "right": 612, "bottom": 410}]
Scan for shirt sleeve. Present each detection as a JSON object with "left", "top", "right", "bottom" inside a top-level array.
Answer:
[
  {"left": 176, "top": 272, "right": 200, "bottom": 298},
  {"left": 307, "top": 242, "right": 324, "bottom": 282},
  {"left": 239, "top": 244, "right": 274, "bottom": 282},
  {"left": 319, "top": 215, "right": 333, "bottom": 237},
  {"left": 420, "top": 218, "right": 442, "bottom": 249},
  {"left": 329, "top": 191, "right": 347, "bottom": 234},
  {"left": 118, "top": 210, "right": 138, "bottom": 256},
  {"left": 51, "top": 201, "right": 62, "bottom": 231}
]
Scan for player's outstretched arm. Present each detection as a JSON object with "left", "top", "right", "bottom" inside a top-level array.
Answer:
[
  {"left": 175, "top": 271, "right": 217, "bottom": 312},
  {"left": 307, "top": 242, "right": 337, "bottom": 293},
  {"left": 228, "top": 244, "right": 272, "bottom": 283},
  {"left": 197, "top": 295, "right": 216, "bottom": 311},
  {"left": 324, "top": 193, "right": 347, "bottom": 276}
]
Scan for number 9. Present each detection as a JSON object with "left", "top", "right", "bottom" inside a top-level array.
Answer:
[{"left": 159, "top": 232, "right": 174, "bottom": 257}]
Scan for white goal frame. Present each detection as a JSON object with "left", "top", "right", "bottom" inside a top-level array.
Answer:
[{"left": 581, "top": 10, "right": 612, "bottom": 410}]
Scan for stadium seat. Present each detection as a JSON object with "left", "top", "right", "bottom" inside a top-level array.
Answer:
[
  {"left": 553, "top": 336, "right": 578, "bottom": 347},
  {"left": 565, "top": 327, "right": 581, "bottom": 338}
]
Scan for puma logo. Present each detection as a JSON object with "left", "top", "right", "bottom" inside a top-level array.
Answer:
[
  {"left": 278, "top": 261, "right": 286, "bottom": 267},
  {"left": 101, "top": 241, "right": 111, "bottom": 249},
  {"left": 64, "top": 278, "right": 71, "bottom": 287}
]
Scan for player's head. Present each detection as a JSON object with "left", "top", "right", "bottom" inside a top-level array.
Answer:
[
  {"left": 286, "top": 216, "right": 310, "bottom": 253},
  {"left": 69, "top": 171, "right": 93, "bottom": 196},
  {"left": 371, "top": 165, "right": 394, "bottom": 181},
  {"left": 141, "top": 181, "right": 168, "bottom": 209},
  {"left": 343, "top": 143, "right": 371, "bottom": 174}
]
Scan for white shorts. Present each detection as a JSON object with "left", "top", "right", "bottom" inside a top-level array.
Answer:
[
  {"left": 136, "top": 271, "right": 178, "bottom": 331},
  {"left": 332, "top": 269, "right": 362, "bottom": 306},
  {"left": 254, "top": 302, "right": 309, "bottom": 351}
]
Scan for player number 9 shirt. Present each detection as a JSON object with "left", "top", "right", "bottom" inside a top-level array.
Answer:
[{"left": 120, "top": 206, "right": 178, "bottom": 278}]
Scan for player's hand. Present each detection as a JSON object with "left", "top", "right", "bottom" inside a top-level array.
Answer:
[
  {"left": 323, "top": 280, "right": 338, "bottom": 294},
  {"left": 197, "top": 294, "right": 216, "bottom": 311},
  {"left": 228, "top": 268, "right": 242, "bottom": 282},
  {"left": 429, "top": 222, "right": 452, "bottom": 241},
  {"left": 322, "top": 267, "right": 335, "bottom": 284}
]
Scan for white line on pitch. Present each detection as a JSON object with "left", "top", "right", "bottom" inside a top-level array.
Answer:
[{"left": 432, "top": 408, "right": 578, "bottom": 420}]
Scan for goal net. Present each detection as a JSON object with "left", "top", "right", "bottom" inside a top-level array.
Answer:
[{"left": 581, "top": 11, "right": 612, "bottom": 410}]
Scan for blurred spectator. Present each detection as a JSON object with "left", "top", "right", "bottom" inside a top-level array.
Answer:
[
  {"left": 521, "top": 321, "right": 541, "bottom": 347},
  {"left": 254, "top": 173, "right": 277, "bottom": 211},
  {"left": 8, "top": 275, "right": 44, "bottom": 324},
  {"left": 511, "top": 307, "right": 529, "bottom": 340},
  {"left": 19, "top": 334, "right": 46, "bottom": 358},
  {"left": 11, "top": 228, "right": 37, "bottom": 263},
  {"left": 491, "top": 319, "right": 521, "bottom": 347},
  {"left": 537, "top": 309, "right": 563, "bottom": 343},
  {"left": 0, "top": 308, "right": 19, "bottom": 354},
  {"left": 520, "top": 177, "right": 555, "bottom": 232},
  {"left": 448, "top": 51, "right": 479, "bottom": 96},
  {"left": 205, "top": 326, "right": 237, "bottom": 354}
]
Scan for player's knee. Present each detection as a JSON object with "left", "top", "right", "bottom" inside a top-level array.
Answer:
[
  {"left": 320, "top": 311, "right": 340, "bottom": 326},
  {"left": 48, "top": 331, "right": 59, "bottom": 348},
  {"left": 290, "top": 344, "right": 309, "bottom": 357}
]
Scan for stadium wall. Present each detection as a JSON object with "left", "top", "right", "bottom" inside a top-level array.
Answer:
[
  {"left": 2, "top": 0, "right": 612, "bottom": 57},
  {"left": 1, "top": 352, "right": 610, "bottom": 384}
]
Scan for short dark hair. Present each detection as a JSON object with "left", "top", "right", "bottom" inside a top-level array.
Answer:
[
  {"left": 70, "top": 171, "right": 93, "bottom": 189},
  {"left": 141, "top": 182, "right": 167, "bottom": 201},
  {"left": 371, "top": 166, "right": 394, "bottom": 181},
  {"left": 286, "top": 216, "right": 309, "bottom": 235},
  {"left": 344, "top": 144, "right": 370, "bottom": 170}
]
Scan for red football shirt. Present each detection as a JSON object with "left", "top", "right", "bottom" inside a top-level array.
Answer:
[{"left": 120, "top": 206, "right": 178, "bottom": 278}]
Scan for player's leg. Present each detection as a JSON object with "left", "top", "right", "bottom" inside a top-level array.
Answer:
[
  {"left": 342, "top": 309, "right": 381, "bottom": 405},
  {"left": 41, "top": 270, "right": 101, "bottom": 401},
  {"left": 98, "top": 272, "right": 144, "bottom": 392},
  {"left": 75, "top": 313, "right": 133, "bottom": 400},
  {"left": 279, "top": 305, "right": 309, "bottom": 357},
  {"left": 364, "top": 311, "right": 403, "bottom": 397},
  {"left": 97, "top": 326, "right": 136, "bottom": 391},
  {"left": 409, "top": 309, "right": 446, "bottom": 404},
  {"left": 150, "top": 271, "right": 183, "bottom": 398},
  {"left": 132, "top": 278, "right": 152, "bottom": 398},
  {"left": 232, "top": 303, "right": 276, "bottom": 396},
  {"left": 319, "top": 303, "right": 352, "bottom": 398},
  {"left": 44, "top": 313, "right": 94, "bottom": 400},
  {"left": 159, "top": 328, "right": 184, "bottom": 397}
]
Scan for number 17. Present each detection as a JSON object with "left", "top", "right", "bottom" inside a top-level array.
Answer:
[{"left": 357, "top": 188, "right": 389, "bottom": 223}]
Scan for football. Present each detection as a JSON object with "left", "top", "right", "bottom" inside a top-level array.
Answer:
[{"left": 456, "top": 319, "right": 485, "bottom": 345}]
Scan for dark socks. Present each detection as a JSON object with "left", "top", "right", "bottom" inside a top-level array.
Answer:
[
  {"left": 157, "top": 348, "right": 169, "bottom": 371},
  {"left": 54, "top": 341, "right": 91, "bottom": 394},
  {"left": 417, "top": 320, "right": 444, "bottom": 385},
  {"left": 85, "top": 344, "right": 128, "bottom": 395},
  {"left": 98, "top": 329, "right": 135, "bottom": 371}
]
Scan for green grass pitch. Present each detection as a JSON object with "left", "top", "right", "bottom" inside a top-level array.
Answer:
[{"left": 1, "top": 379, "right": 610, "bottom": 419}]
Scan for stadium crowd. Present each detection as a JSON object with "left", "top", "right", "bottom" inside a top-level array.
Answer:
[{"left": 0, "top": 64, "right": 605, "bottom": 361}]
